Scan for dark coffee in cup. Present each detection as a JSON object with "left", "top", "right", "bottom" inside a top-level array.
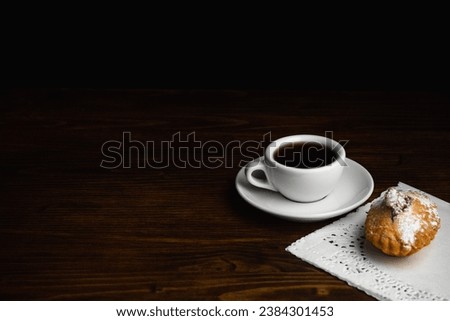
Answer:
[
  {"left": 274, "top": 142, "right": 337, "bottom": 169},
  {"left": 246, "top": 134, "right": 346, "bottom": 202}
]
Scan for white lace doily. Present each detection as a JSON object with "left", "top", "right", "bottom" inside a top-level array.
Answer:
[{"left": 287, "top": 182, "right": 450, "bottom": 300}]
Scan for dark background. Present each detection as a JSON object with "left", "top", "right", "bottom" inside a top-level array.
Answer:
[
  {"left": 4, "top": 45, "right": 449, "bottom": 91},
  {"left": 2, "top": 13, "right": 449, "bottom": 92}
]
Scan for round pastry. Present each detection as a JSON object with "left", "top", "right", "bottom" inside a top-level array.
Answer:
[{"left": 365, "top": 187, "right": 440, "bottom": 257}]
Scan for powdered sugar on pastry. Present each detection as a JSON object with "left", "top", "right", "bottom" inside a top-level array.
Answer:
[
  {"left": 396, "top": 210, "right": 421, "bottom": 245},
  {"left": 385, "top": 187, "right": 412, "bottom": 217},
  {"left": 384, "top": 188, "right": 439, "bottom": 246},
  {"left": 413, "top": 191, "right": 439, "bottom": 218},
  {"left": 365, "top": 186, "right": 441, "bottom": 256}
]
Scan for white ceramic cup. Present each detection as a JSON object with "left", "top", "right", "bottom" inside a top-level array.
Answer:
[{"left": 245, "top": 134, "right": 346, "bottom": 202}]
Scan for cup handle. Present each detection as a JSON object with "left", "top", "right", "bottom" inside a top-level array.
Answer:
[{"left": 245, "top": 158, "right": 278, "bottom": 192}]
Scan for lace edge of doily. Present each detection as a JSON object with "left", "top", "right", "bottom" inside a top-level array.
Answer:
[{"left": 286, "top": 183, "right": 448, "bottom": 301}]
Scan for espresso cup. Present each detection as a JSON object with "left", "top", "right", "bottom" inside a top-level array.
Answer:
[{"left": 245, "top": 134, "right": 346, "bottom": 202}]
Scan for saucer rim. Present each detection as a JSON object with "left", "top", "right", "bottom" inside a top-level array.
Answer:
[{"left": 235, "top": 157, "right": 374, "bottom": 222}]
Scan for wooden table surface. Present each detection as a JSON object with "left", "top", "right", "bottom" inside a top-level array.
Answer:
[{"left": 1, "top": 88, "right": 449, "bottom": 300}]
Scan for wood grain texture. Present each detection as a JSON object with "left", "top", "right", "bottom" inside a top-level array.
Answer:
[{"left": 0, "top": 89, "right": 449, "bottom": 300}]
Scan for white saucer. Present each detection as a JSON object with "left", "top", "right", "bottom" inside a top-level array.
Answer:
[{"left": 235, "top": 157, "right": 374, "bottom": 222}]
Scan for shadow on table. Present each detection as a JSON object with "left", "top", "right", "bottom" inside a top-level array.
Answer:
[{"left": 226, "top": 182, "right": 333, "bottom": 233}]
